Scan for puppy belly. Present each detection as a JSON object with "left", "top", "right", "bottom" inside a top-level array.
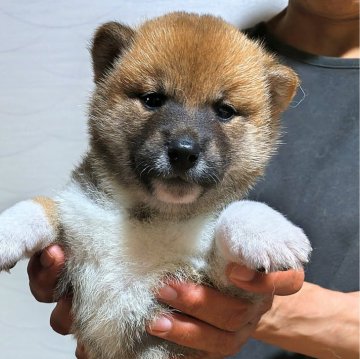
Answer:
[{"left": 62, "top": 248, "right": 203, "bottom": 359}]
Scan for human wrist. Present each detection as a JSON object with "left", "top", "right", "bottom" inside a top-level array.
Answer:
[{"left": 252, "top": 282, "right": 359, "bottom": 358}]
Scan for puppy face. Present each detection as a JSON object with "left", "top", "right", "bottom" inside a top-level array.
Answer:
[{"left": 89, "top": 13, "right": 298, "bottom": 213}]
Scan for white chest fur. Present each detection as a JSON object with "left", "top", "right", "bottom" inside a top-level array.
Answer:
[{"left": 56, "top": 182, "right": 216, "bottom": 285}]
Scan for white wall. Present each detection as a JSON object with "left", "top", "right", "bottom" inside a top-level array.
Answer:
[{"left": 0, "top": 1, "right": 287, "bottom": 357}]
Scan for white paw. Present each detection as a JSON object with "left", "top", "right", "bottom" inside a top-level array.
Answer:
[
  {"left": 0, "top": 200, "right": 55, "bottom": 271},
  {"left": 0, "top": 228, "right": 25, "bottom": 271},
  {"left": 215, "top": 200, "right": 312, "bottom": 272},
  {"left": 0, "top": 241, "right": 22, "bottom": 271}
]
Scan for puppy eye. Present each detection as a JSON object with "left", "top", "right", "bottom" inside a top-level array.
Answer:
[
  {"left": 139, "top": 92, "right": 167, "bottom": 109},
  {"left": 214, "top": 103, "right": 237, "bottom": 121}
]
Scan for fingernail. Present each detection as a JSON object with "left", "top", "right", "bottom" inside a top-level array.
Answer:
[
  {"left": 157, "top": 286, "right": 178, "bottom": 301},
  {"left": 229, "top": 264, "right": 256, "bottom": 282},
  {"left": 149, "top": 316, "right": 172, "bottom": 333},
  {"left": 40, "top": 246, "right": 57, "bottom": 268}
]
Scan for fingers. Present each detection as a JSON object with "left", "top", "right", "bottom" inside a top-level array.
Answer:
[
  {"left": 28, "top": 245, "right": 74, "bottom": 337},
  {"left": 227, "top": 264, "right": 305, "bottom": 296},
  {"left": 148, "top": 312, "right": 257, "bottom": 357},
  {"left": 148, "top": 265, "right": 303, "bottom": 355},
  {"left": 149, "top": 281, "right": 272, "bottom": 356},
  {"left": 50, "top": 296, "right": 73, "bottom": 335},
  {"left": 27, "top": 244, "right": 65, "bottom": 303},
  {"left": 155, "top": 282, "right": 271, "bottom": 332}
]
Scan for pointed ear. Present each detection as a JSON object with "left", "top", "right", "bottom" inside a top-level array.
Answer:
[
  {"left": 91, "top": 22, "right": 135, "bottom": 83},
  {"left": 268, "top": 64, "right": 299, "bottom": 116}
]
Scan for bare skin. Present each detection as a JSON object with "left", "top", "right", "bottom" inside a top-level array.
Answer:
[
  {"left": 254, "top": 283, "right": 360, "bottom": 359},
  {"left": 27, "top": 245, "right": 304, "bottom": 358},
  {"left": 267, "top": 0, "right": 360, "bottom": 58}
]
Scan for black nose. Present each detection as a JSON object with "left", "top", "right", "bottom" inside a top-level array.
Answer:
[{"left": 167, "top": 138, "right": 200, "bottom": 171}]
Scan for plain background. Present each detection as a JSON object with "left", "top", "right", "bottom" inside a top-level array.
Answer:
[{"left": 0, "top": 1, "right": 287, "bottom": 358}]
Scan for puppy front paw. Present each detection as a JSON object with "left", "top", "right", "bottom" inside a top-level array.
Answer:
[
  {"left": 0, "top": 228, "right": 24, "bottom": 272},
  {"left": 0, "top": 228, "right": 31, "bottom": 272},
  {"left": 215, "top": 200, "right": 312, "bottom": 273},
  {"left": 0, "top": 199, "right": 56, "bottom": 272},
  {"left": 0, "top": 260, "right": 17, "bottom": 273}
]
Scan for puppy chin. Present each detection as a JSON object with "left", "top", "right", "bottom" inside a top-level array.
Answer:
[{"left": 152, "top": 179, "right": 202, "bottom": 204}]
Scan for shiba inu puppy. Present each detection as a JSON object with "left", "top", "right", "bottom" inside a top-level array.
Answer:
[{"left": 0, "top": 12, "right": 311, "bottom": 359}]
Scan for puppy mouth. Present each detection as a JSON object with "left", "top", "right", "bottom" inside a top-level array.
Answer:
[
  {"left": 151, "top": 176, "right": 203, "bottom": 204},
  {"left": 132, "top": 152, "right": 223, "bottom": 205}
]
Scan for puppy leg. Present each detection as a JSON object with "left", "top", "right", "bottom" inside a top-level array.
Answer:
[
  {"left": 0, "top": 197, "right": 58, "bottom": 271},
  {"left": 214, "top": 200, "right": 312, "bottom": 275}
]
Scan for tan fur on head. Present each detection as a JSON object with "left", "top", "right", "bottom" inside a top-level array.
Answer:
[{"left": 93, "top": 13, "right": 298, "bottom": 111}]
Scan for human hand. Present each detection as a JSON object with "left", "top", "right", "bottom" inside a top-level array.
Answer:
[
  {"left": 27, "top": 245, "right": 73, "bottom": 335},
  {"left": 28, "top": 245, "right": 304, "bottom": 358},
  {"left": 147, "top": 265, "right": 304, "bottom": 358},
  {"left": 27, "top": 245, "right": 87, "bottom": 357}
]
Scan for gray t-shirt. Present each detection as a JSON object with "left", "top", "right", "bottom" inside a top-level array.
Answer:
[{"left": 235, "top": 23, "right": 359, "bottom": 358}]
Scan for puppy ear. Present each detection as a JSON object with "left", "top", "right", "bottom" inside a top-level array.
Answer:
[
  {"left": 268, "top": 64, "right": 299, "bottom": 116},
  {"left": 91, "top": 22, "right": 135, "bottom": 83}
]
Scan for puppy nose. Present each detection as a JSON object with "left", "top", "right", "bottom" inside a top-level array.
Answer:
[{"left": 167, "top": 138, "right": 200, "bottom": 171}]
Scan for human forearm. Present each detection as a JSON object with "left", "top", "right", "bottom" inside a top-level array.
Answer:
[{"left": 253, "top": 282, "right": 359, "bottom": 358}]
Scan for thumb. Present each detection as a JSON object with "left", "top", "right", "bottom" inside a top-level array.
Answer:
[{"left": 226, "top": 264, "right": 305, "bottom": 296}]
